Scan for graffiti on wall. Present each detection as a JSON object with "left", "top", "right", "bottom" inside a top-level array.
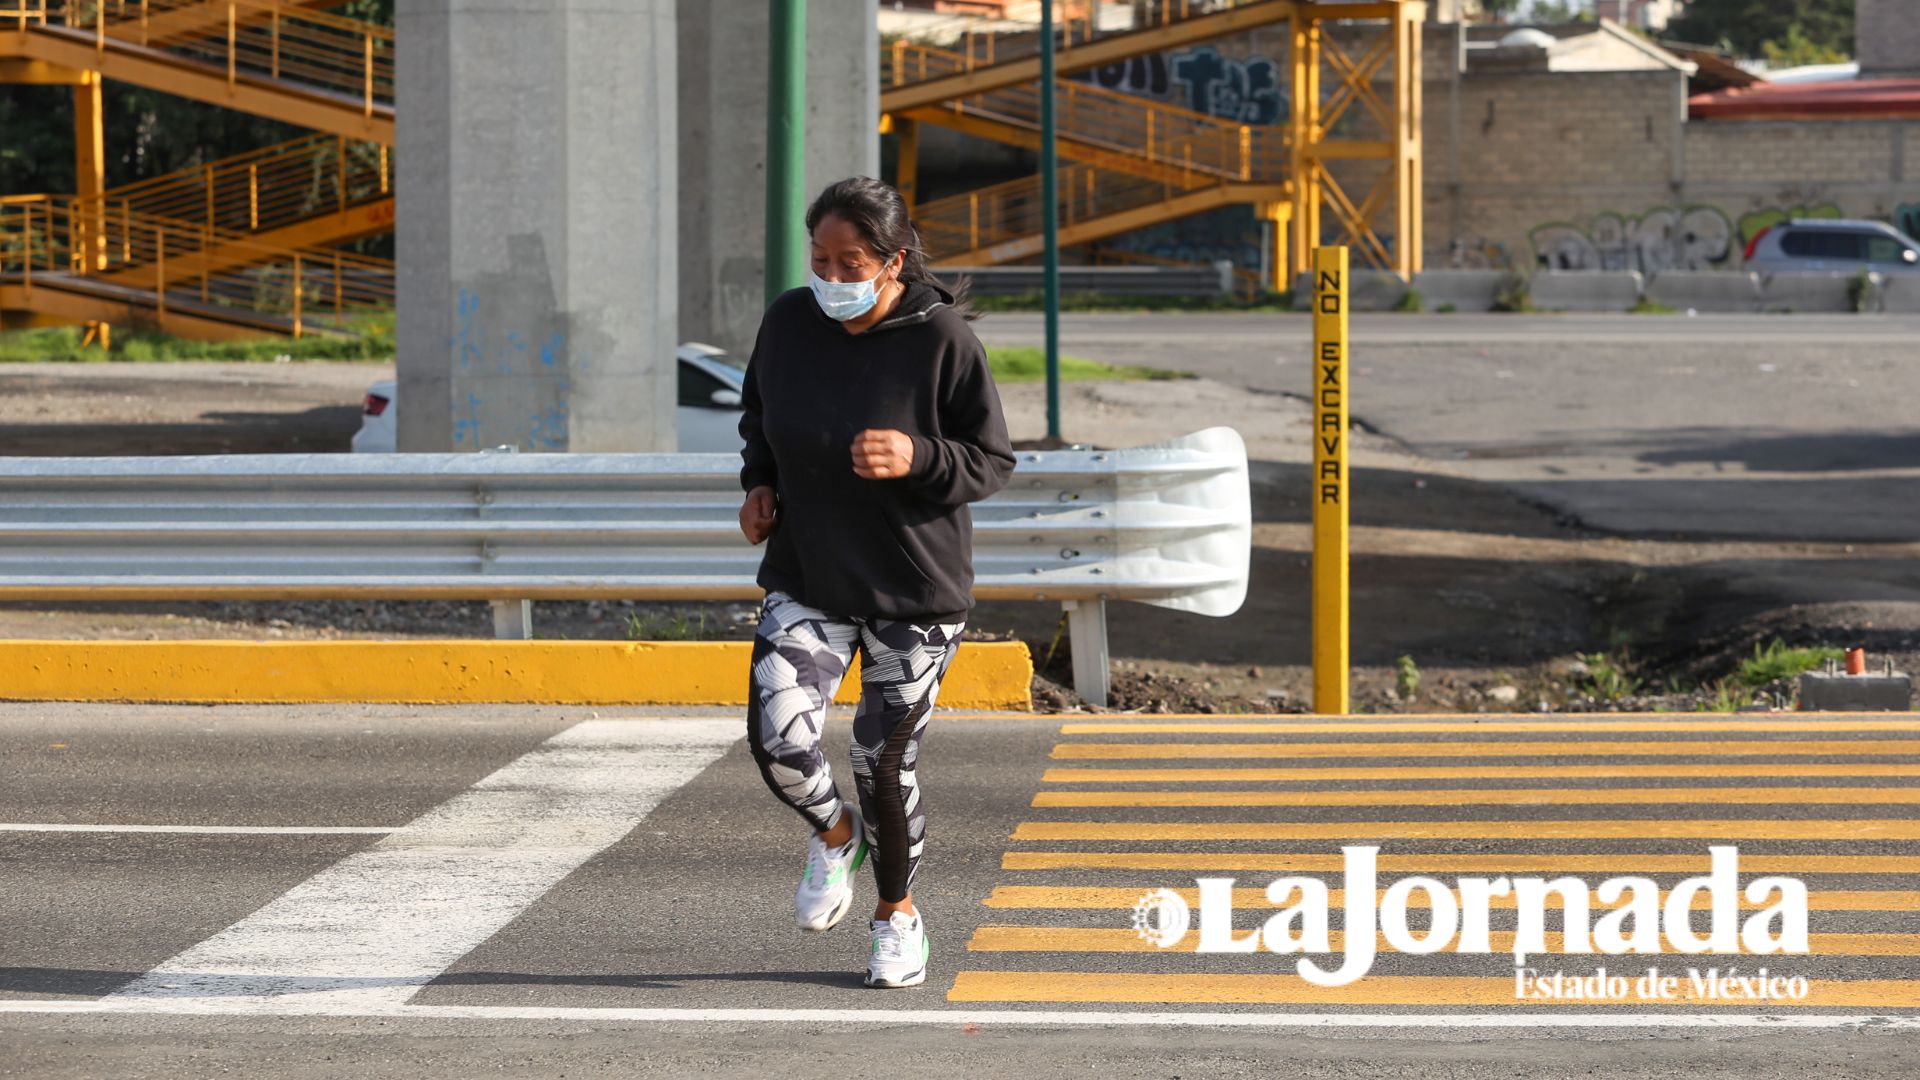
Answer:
[
  {"left": 1528, "top": 203, "right": 1849, "bottom": 272},
  {"left": 1084, "top": 46, "right": 1288, "bottom": 125},
  {"left": 1734, "top": 203, "right": 1842, "bottom": 250},
  {"left": 1530, "top": 207, "right": 1735, "bottom": 272},
  {"left": 1444, "top": 235, "right": 1515, "bottom": 271},
  {"left": 1894, "top": 203, "right": 1920, "bottom": 242}
]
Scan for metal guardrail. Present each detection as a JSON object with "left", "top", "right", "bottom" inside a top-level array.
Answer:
[{"left": 0, "top": 428, "right": 1251, "bottom": 706}]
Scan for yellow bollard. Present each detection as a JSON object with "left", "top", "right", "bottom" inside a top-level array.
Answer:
[{"left": 1311, "top": 246, "right": 1350, "bottom": 714}]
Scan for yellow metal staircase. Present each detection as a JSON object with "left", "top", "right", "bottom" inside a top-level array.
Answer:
[
  {"left": 889, "top": 35, "right": 1290, "bottom": 273},
  {"left": 2, "top": 1, "right": 396, "bottom": 338},
  {"left": 3, "top": 1, "right": 391, "bottom": 144},
  {"left": 1, "top": 194, "right": 391, "bottom": 338}
]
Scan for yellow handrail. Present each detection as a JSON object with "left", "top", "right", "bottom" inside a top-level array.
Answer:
[
  {"left": 2, "top": 195, "right": 392, "bottom": 335},
  {"left": 102, "top": 133, "right": 390, "bottom": 238},
  {"left": 12, "top": 0, "right": 395, "bottom": 112},
  {"left": 881, "top": 0, "right": 1275, "bottom": 88},
  {"left": 922, "top": 73, "right": 1289, "bottom": 185}
]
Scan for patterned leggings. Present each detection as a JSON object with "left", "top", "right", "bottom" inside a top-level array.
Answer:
[{"left": 747, "top": 590, "right": 965, "bottom": 904}]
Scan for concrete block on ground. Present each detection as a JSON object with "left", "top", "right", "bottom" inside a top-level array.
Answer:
[
  {"left": 1757, "top": 271, "right": 1866, "bottom": 313},
  {"left": 1798, "top": 672, "right": 1912, "bottom": 711},
  {"left": 1644, "top": 270, "right": 1762, "bottom": 313},
  {"left": 1289, "top": 270, "right": 1409, "bottom": 311},
  {"left": 1877, "top": 274, "right": 1920, "bottom": 313},
  {"left": 1411, "top": 270, "right": 1515, "bottom": 313},
  {"left": 958, "top": 265, "right": 1230, "bottom": 299},
  {"left": 1527, "top": 271, "right": 1644, "bottom": 312}
]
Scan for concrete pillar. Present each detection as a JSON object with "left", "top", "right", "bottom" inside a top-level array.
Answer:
[
  {"left": 677, "top": 0, "right": 879, "bottom": 356},
  {"left": 396, "top": 0, "right": 678, "bottom": 453}
]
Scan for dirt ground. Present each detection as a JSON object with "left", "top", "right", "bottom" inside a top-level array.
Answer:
[{"left": 1, "top": 359, "right": 1914, "bottom": 713}]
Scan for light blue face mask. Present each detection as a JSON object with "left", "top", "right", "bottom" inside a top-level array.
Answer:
[{"left": 809, "top": 253, "right": 902, "bottom": 321}]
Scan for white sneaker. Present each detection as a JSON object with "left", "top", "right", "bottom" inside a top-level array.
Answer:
[
  {"left": 864, "top": 908, "right": 929, "bottom": 988},
  {"left": 794, "top": 807, "right": 866, "bottom": 933}
]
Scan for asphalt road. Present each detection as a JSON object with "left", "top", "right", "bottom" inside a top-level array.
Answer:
[
  {"left": 975, "top": 313, "right": 1920, "bottom": 542},
  {"left": 3, "top": 703, "right": 1916, "bottom": 1077}
]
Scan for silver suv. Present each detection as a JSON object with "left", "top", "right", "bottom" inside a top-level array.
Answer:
[{"left": 1744, "top": 219, "right": 1920, "bottom": 274}]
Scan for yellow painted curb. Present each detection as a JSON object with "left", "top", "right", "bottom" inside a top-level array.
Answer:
[{"left": 0, "top": 640, "right": 1033, "bottom": 710}]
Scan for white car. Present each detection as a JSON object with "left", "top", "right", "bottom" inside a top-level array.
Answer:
[{"left": 351, "top": 343, "right": 749, "bottom": 453}]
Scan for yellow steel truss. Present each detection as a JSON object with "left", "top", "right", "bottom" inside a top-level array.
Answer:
[
  {"left": 888, "top": 2, "right": 1421, "bottom": 280},
  {"left": 1289, "top": 1, "right": 1422, "bottom": 277}
]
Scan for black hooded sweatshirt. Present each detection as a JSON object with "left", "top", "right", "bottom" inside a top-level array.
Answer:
[{"left": 738, "top": 280, "right": 1016, "bottom": 623}]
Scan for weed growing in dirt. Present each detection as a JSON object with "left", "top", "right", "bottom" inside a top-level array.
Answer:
[
  {"left": 1695, "top": 680, "right": 1753, "bottom": 713},
  {"left": 625, "top": 611, "right": 712, "bottom": 641},
  {"left": 1491, "top": 279, "right": 1537, "bottom": 313},
  {"left": 1628, "top": 298, "right": 1678, "bottom": 315},
  {"left": 1847, "top": 268, "right": 1878, "bottom": 313},
  {"left": 1392, "top": 288, "right": 1424, "bottom": 314},
  {"left": 1578, "top": 650, "right": 1642, "bottom": 703},
  {"left": 1395, "top": 655, "right": 1421, "bottom": 700},
  {"left": 1735, "top": 638, "right": 1844, "bottom": 688}
]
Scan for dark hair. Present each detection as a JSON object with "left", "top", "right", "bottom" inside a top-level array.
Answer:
[{"left": 805, "top": 176, "right": 977, "bottom": 320}]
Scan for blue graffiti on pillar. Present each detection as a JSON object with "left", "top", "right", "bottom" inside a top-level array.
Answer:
[
  {"left": 538, "top": 332, "right": 563, "bottom": 367},
  {"left": 452, "top": 392, "right": 482, "bottom": 447},
  {"left": 449, "top": 289, "right": 483, "bottom": 371},
  {"left": 1170, "top": 46, "right": 1287, "bottom": 125}
]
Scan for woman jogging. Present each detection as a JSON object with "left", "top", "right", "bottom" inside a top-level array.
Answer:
[{"left": 737, "top": 176, "right": 1015, "bottom": 989}]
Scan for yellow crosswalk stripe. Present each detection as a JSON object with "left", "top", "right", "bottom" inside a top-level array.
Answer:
[
  {"left": 1061, "top": 721, "right": 1920, "bottom": 736},
  {"left": 982, "top": 886, "right": 1920, "bottom": 911},
  {"left": 1033, "top": 787, "right": 1920, "bottom": 808},
  {"left": 1012, "top": 819, "right": 1920, "bottom": 841},
  {"left": 945, "top": 972, "right": 1920, "bottom": 1007},
  {"left": 971, "top": 722, "right": 1919, "bottom": 1014},
  {"left": 1044, "top": 764, "right": 1920, "bottom": 783},
  {"left": 1001, "top": 851, "right": 1920, "bottom": 875},
  {"left": 963, "top": 927, "right": 1920, "bottom": 956},
  {"left": 1053, "top": 740, "right": 1920, "bottom": 760}
]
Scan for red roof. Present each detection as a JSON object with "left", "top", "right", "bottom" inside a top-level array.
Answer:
[{"left": 1690, "top": 79, "right": 1920, "bottom": 120}]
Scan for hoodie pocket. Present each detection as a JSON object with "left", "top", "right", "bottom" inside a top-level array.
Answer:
[{"left": 876, "top": 501, "right": 937, "bottom": 597}]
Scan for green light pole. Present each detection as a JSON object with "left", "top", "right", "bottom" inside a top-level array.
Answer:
[
  {"left": 766, "top": 0, "right": 807, "bottom": 305},
  {"left": 1040, "top": 0, "right": 1061, "bottom": 441}
]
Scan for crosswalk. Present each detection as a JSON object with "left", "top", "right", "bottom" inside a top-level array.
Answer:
[{"left": 950, "top": 715, "right": 1920, "bottom": 1014}]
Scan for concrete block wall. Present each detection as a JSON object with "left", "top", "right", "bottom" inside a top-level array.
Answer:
[{"left": 1857, "top": 0, "right": 1920, "bottom": 78}]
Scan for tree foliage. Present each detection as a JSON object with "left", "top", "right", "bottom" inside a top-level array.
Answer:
[{"left": 1668, "top": 0, "right": 1854, "bottom": 60}]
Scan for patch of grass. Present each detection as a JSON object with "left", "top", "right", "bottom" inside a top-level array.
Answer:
[
  {"left": 1391, "top": 287, "right": 1424, "bottom": 313},
  {"left": 969, "top": 290, "right": 1295, "bottom": 314},
  {"left": 0, "top": 312, "right": 394, "bottom": 363},
  {"left": 1734, "top": 638, "right": 1843, "bottom": 689},
  {"left": 1435, "top": 301, "right": 1458, "bottom": 314},
  {"left": 985, "top": 345, "right": 1187, "bottom": 383},
  {"left": 1628, "top": 298, "right": 1678, "bottom": 315}
]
